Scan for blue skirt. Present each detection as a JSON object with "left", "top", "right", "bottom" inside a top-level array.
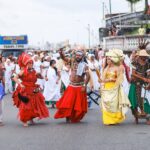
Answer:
[{"left": 0, "top": 83, "right": 5, "bottom": 101}]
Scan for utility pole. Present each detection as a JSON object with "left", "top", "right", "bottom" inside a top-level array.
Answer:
[
  {"left": 88, "top": 24, "right": 91, "bottom": 49},
  {"left": 109, "top": 0, "right": 112, "bottom": 14},
  {"left": 109, "top": 0, "right": 112, "bottom": 26},
  {"left": 102, "top": 2, "right": 105, "bottom": 20}
]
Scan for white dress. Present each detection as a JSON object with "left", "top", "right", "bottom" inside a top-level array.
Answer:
[
  {"left": 4, "top": 63, "right": 13, "bottom": 93},
  {"left": 122, "top": 55, "right": 132, "bottom": 96},
  {"left": 43, "top": 67, "right": 60, "bottom": 102},
  {"left": 41, "top": 61, "right": 50, "bottom": 88},
  {"left": 12, "top": 64, "right": 21, "bottom": 89},
  {"left": 88, "top": 60, "right": 100, "bottom": 91},
  {"left": 122, "top": 69, "right": 130, "bottom": 96}
]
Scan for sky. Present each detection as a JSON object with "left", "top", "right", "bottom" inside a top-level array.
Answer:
[{"left": 0, "top": 0, "right": 148, "bottom": 46}]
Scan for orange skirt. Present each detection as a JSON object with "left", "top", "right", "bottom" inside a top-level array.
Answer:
[{"left": 54, "top": 85, "right": 87, "bottom": 123}]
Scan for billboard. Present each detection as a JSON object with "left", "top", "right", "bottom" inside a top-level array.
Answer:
[{"left": 0, "top": 35, "right": 28, "bottom": 49}]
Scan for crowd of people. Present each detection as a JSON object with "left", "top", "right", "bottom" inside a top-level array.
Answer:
[{"left": 0, "top": 44, "right": 150, "bottom": 127}]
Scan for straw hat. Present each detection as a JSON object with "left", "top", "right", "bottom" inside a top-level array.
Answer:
[{"left": 136, "top": 49, "right": 150, "bottom": 57}]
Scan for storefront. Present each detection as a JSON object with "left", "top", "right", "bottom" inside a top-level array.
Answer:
[{"left": 0, "top": 35, "right": 28, "bottom": 57}]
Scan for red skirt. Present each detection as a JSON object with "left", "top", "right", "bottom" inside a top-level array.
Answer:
[
  {"left": 13, "top": 85, "right": 49, "bottom": 123},
  {"left": 54, "top": 85, "right": 88, "bottom": 122}
]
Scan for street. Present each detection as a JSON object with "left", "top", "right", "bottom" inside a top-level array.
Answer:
[{"left": 0, "top": 94, "right": 150, "bottom": 150}]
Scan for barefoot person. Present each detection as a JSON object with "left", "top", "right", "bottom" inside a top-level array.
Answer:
[
  {"left": 54, "top": 48, "right": 90, "bottom": 123},
  {"left": 128, "top": 49, "right": 150, "bottom": 124},
  {"left": 141, "top": 69, "right": 150, "bottom": 124},
  {"left": 12, "top": 53, "right": 49, "bottom": 127},
  {"left": 101, "top": 49, "right": 131, "bottom": 125}
]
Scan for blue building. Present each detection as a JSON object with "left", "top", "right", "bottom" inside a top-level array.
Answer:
[{"left": 0, "top": 35, "right": 28, "bottom": 57}]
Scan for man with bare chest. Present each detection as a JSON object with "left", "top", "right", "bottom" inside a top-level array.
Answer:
[{"left": 54, "top": 49, "right": 90, "bottom": 123}]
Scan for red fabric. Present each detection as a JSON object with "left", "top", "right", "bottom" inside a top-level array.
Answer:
[
  {"left": 146, "top": 5, "right": 150, "bottom": 15},
  {"left": 54, "top": 85, "right": 88, "bottom": 123},
  {"left": 12, "top": 69, "right": 49, "bottom": 123},
  {"left": 18, "top": 53, "right": 33, "bottom": 68}
]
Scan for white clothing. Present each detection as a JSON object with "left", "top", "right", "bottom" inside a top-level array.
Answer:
[
  {"left": 122, "top": 56, "right": 132, "bottom": 96},
  {"left": 33, "top": 60, "right": 42, "bottom": 73},
  {"left": 15, "top": 64, "right": 20, "bottom": 74},
  {"left": 99, "top": 58, "right": 105, "bottom": 77},
  {"left": 43, "top": 67, "right": 60, "bottom": 102},
  {"left": 33, "top": 61, "right": 43, "bottom": 89},
  {"left": 61, "top": 65, "right": 70, "bottom": 88},
  {"left": 41, "top": 61, "right": 50, "bottom": 77},
  {"left": 88, "top": 60, "right": 100, "bottom": 91},
  {"left": 122, "top": 70, "right": 130, "bottom": 96},
  {"left": 41, "top": 61, "right": 50, "bottom": 88},
  {"left": 0, "top": 100, "right": 3, "bottom": 122},
  {"left": 142, "top": 88, "right": 150, "bottom": 104},
  {"left": 4, "top": 63, "right": 13, "bottom": 93}
]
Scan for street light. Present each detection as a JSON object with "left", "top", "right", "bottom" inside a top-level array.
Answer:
[
  {"left": 109, "top": 0, "right": 112, "bottom": 26},
  {"left": 87, "top": 24, "right": 91, "bottom": 49},
  {"left": 109, "top": 0, "right": 112, "bottom": 14}
]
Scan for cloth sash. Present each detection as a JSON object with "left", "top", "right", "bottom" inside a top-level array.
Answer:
[
  {"left": 76, "top": 62, "right": 86, "bottom": 76},
  {"left": 101, "top": 85, "right": 131, "bottom": 115}
]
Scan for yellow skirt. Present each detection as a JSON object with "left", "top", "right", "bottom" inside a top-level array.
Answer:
[{"left": 102, "top": 82, "right": 125, "bottom": 125}]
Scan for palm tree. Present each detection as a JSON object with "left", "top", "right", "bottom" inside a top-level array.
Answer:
[{"left": 126, "top": 0, "right": 141, "bottom": 12}]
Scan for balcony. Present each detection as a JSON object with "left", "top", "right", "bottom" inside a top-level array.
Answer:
[{"left": 103, "top": 35, "right": 150, "bottom": 51}]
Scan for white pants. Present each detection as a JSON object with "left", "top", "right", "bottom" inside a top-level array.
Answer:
[
  {"left": 5, "top": 81, "right": 13, "bottom": 94},
  {"left": 0, "top": 100, "right": 3, "bottom": 122}
]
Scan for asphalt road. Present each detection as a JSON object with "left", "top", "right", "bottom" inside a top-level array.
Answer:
[{"left": 0, "top": 94, "right": 150, "bottom": 150}]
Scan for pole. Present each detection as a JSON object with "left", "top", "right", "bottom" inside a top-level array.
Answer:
[
  {"left": 109, "top": 0, "right": 112, "bottom": 27},
  {"left": 109, "top": 0, "right": 112, "bottom": 14},
  {"left": 88, "top": 24, "right": 91, "bottom": 49},
  {"left": 102, "top": 2, "right": 105, "bottom": 20},
  {"left": 145, "top": 0, "right": 148, "bottom": 12}
]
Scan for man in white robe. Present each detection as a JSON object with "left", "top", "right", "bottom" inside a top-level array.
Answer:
[
  {"left": 87, "top": 54, "right": 100, "bottom": 108},
  {"left": 33, "top": 55, "right": 43, "bottom": 90},
  {"left": 88, "top": 54, "right": 100, "bottom": 91},
  {"left": 41, "top": 55, "right": 51, "bottom": 89},
  {"left": 4, "top": 59, "right": 13, "bottom": 94}
]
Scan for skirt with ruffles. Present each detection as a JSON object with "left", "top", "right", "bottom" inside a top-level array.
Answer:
[
  {"left": 54, "top": 85, "right": 87, "bottom": 123},
  {"left": 12, "top": 85, "right": 49, "bottom": 123}
]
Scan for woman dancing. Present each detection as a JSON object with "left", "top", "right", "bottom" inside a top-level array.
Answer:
[{"left": 12, "top": 53, "right": 49, "bottom": 127}]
